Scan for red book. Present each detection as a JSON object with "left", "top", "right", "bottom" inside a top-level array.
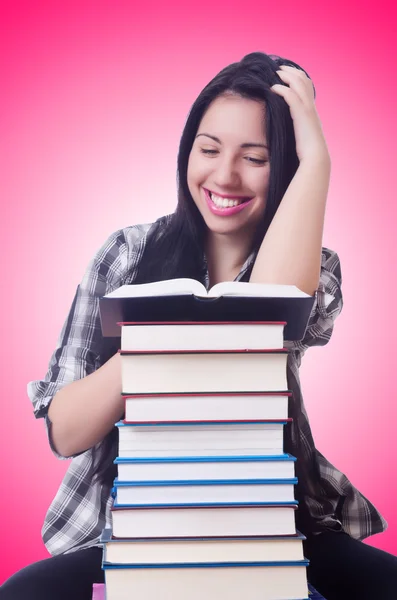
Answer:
[
  {"left": 110, "top": 501, "right": 299, "bottom": 538},
  {"left": 119, "top": 349, "right": 289, "bottom": 395},
  {"left": 118, "top": 321, "right": 286, "bottom": 352},
  {"left": 122, "top": 391, "right": 292, "bottom": 424}
]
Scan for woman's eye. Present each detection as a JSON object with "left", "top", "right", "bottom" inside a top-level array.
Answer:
[
  {"left": 200, "top": 149, "right": 218, "bottom": 155},
  {"left": 200, "top": 149, "right": 266, "bottom": 165},
  {"left": 246, "top": 157, "right": 267, "bottom": 165}
]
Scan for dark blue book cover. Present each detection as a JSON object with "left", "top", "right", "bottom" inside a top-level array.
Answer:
[
  {"left": 99, "top": 291, "right": 315, "bottom": 340},
  {"left": 308, "top": 583, "right": 326, "bottom": 599}
]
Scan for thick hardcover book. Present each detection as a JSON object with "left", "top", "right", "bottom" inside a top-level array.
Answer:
[
  {"left": 114, "top": 454, "right": 297, "bottom": 482},
  {"left": 99, "top": 526, "right": 306, "bottom": 563},
  {"left": 101, "top": 558, "right": 310, "bottom": 600},
  {"left": 119, "top": 320, "right": 286, "bottom": 351},
  {"left": 123, "top": 391, "right": 292, "bottom": 423},
  {"left": 92, "top": 582, "right": 325, "bottom": 600},
  {"left": 112, "top": 477, "right": 299, "bottom": 505},
  {"left": 119, "top": 349, "right": 290, "bottom": 394},
  {"left": 103, "top": 558, "right": 310, "bottom": 568},
  {"left": 110, "top": 501, "right": 298, "bottom": 538},
  {"left": 116, "top": 420, "right": 288, "bottom": 458},
  {"left": 99, "top": 279, "right": 315, "bottom": 341}
]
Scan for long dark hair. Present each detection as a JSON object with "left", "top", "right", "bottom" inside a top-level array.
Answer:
[{"left": 92, "top": 51, "right": 317, "bottom": 534}]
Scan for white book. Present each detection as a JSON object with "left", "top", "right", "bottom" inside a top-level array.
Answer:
[
  {"left": 120, "top": 321, "right": 285, "bottom": 351},
  {"left": 110, "top": 503, "right": 298, "bottom": 538},
  {"left": 114, "top": 455, "right": 296, "bottom": 482},
  {"left": 120, "top": 350, "right": 288, "bottom": 394},
  {"left": 100, "top": 528, "right": 305, "bottom": 564},
  {"left": 123, "top": 392, "right": 290, "bottom": 423},
  {"left": 117, "top": 446, "right": 285, "bottom": 458},
  {"left": 113, "top": 479, "right": 297, "bottom": 505},
  {"left": 116, "top": 422, "right": 286, "bottom": 458},
  {"left": 103, "top": 561, "right": 309, "bottom": 600}
]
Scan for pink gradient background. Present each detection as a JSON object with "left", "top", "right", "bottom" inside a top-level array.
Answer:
[{"left": 1, "top": 0, "right": 396, "bottom": 584}]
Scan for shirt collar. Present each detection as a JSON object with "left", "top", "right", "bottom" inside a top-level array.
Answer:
[{"left": 203, "top": 248, "right": 257, "bottom": 289}]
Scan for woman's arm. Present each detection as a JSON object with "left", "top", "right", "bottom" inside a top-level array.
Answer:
[
  {"left": 48, "top": 351, "right": 123, "bottom": 457},
  {"left": 250, "top": 157, "right": 330, "bottom": 295},
  {"left": 27, "top": 226, "right": 148, "bottom": 459},
  {"left": 250, "top": 65, "right": 331, "bottom": 295}
]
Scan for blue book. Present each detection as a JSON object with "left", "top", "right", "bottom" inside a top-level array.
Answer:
[
  {"left": 114, "top": 454, "right": 297, "bottom": 461},
  {"left": 114, "top": 454, "right": 297, "bottom": 484},
  {"left": 116, "top": 419, "right": 289, "bottom": 427},
  {"left": 102, "top": 556, "right": 311, "bottom": 600},
  {"left": 116, "top": 420, "right": 289, "bottom": 460},
  {"left": 103, "top": 558, "right": 310, "bottom": 568},
  {"left": 112, "top": 476, "right": 299, "bottom": 506}
]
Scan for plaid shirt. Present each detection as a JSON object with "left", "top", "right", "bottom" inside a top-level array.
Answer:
[{"left": 28, "top": 214, "right": 387, "bottom": 556}]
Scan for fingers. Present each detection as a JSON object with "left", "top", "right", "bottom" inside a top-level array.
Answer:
[{"left": 272, "top": 65, "right": 315, "bottom": 107}]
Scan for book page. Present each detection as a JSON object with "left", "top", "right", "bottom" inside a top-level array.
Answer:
[
  {"left": 208, "top": 280, "right": 310, "bottom": 298},
  {"left": 105, "top": 279, "right": 207, "bottom": 299}
]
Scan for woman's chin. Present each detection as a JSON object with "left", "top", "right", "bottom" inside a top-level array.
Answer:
[{"left": 201, "top": 213, "right": 249, "bottom": 237}]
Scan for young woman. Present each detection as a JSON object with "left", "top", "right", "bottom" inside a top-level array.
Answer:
[{"left": 1, "top": 51, "right": 396, "bottom": 600}]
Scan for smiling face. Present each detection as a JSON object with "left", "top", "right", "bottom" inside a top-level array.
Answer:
[{"left": 187, "top": 93, "right": 271, "bottom": 242}]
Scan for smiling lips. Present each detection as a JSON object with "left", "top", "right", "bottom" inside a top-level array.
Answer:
[{"left": 203, "top": 188, "right": 254, "bottom": 216}]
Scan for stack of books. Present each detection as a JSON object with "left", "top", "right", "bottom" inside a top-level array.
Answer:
[{"left": 98, "top": 279, "right": 321, "bottom": 600}]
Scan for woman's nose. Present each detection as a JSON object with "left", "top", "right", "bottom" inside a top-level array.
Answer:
[{"left": 213, "top": 157, "right": 241, "bottom": 188}]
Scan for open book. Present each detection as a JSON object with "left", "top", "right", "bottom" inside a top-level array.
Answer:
[
  {"left": 99, "top": 279, "right": 315, "bottom": 341},
  {"left": 104, "top": 279, "right": 310, "bottom": 300}
]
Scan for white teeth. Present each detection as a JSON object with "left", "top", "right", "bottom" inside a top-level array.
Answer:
[{"left": 210, "top": 193, "right": 244, "bottom": 208}]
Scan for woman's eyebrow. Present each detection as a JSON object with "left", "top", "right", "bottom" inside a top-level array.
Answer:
[{"left": 195, "top": 133, "right": 268, "bottom": 150}]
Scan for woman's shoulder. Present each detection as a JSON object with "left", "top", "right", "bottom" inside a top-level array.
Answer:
[
  {"left": 83, "top": 213, "right": 173, "bottom": 290},
  {"left": 122, "top": 213, "right": 173, "bottom": 249},
  {"left": 91, "top": 213, "right": 173, "bottom": 258}
]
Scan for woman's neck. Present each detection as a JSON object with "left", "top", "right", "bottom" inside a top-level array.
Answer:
[{"left": 205, "top": 231, "right": 253, "bottom": 287}]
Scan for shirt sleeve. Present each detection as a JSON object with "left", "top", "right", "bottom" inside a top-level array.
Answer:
[
  {"left": 27, "top": 228, "right": 129, "bottom": 459},
  {"left": 287, "top": 247, "right": 343, "bottom": 355}
]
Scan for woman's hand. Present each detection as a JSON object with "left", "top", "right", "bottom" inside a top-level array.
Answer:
[{"left": 271, "top": 65, "right": 330, "bottom": 166}]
